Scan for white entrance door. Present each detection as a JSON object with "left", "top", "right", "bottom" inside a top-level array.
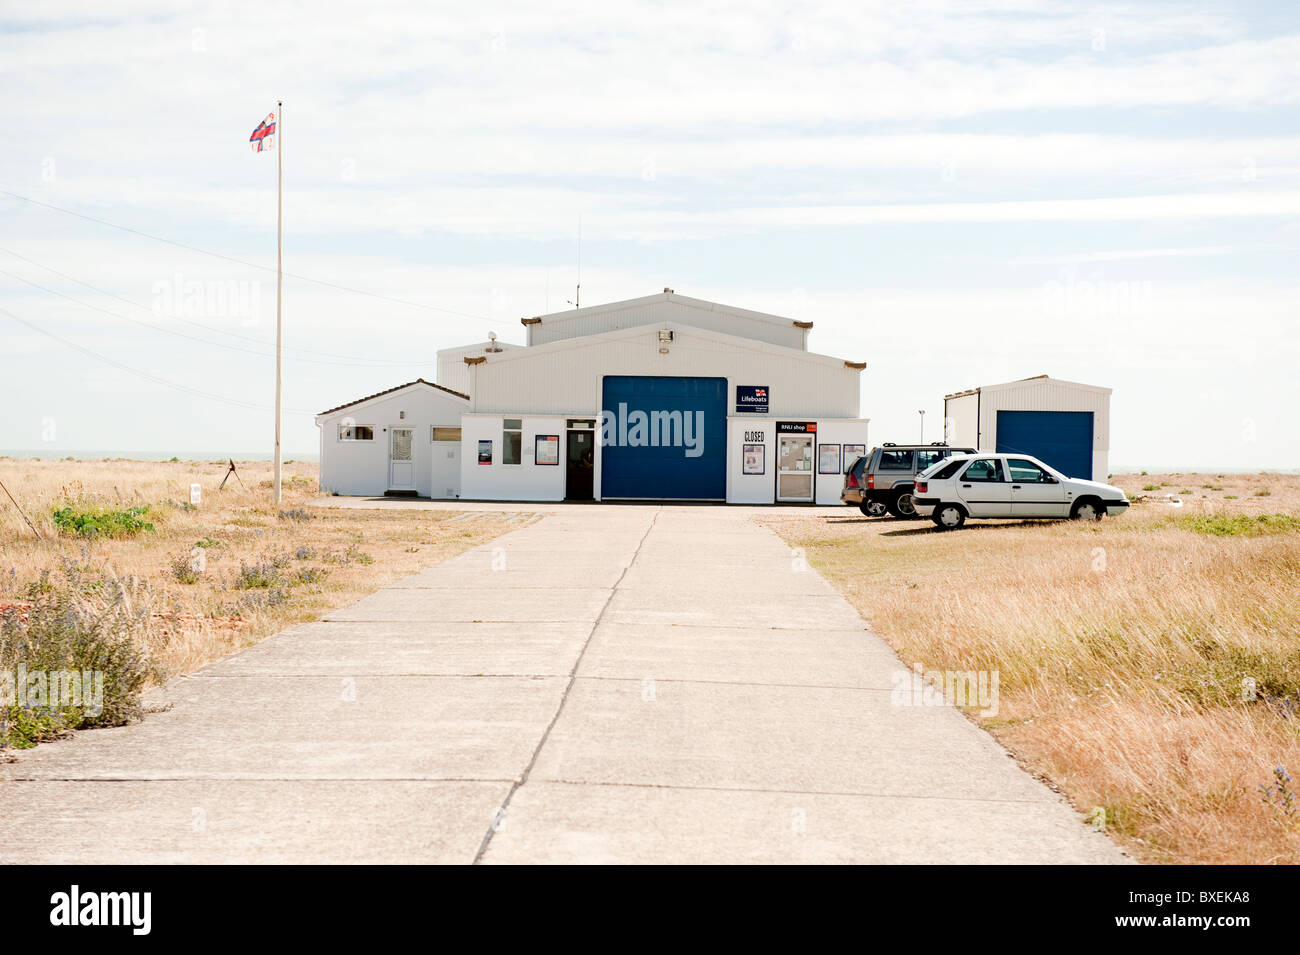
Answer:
[
  {"left": 777, "top": 434, "right": 815, "bottom": 502},
  {"left": 389, "top": 428, "right": 415, "bottom": 491},
  {"left": 431, "top": 439, "right": 460, "bottom": 498}
]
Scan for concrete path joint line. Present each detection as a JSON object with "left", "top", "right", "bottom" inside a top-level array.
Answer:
[{"left": 470, "top": 507, "right": 662, "bottom": 865}]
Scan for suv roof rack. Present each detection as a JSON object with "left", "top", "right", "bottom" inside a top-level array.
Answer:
[{"left": 882, "top": 442, "right": 896, "bottom": 446}]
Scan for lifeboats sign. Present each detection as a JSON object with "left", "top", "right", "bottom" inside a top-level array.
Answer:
[{"left": 735, "top": 385, "right": 769, "bottom": 414}]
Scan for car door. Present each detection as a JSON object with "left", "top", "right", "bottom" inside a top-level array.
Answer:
[
  {"left": 1007, "top": 457, "right": 1068, "bottom": 517},
  {"left": 956, "top": 457, "right": 1012, "bottom": 517}
]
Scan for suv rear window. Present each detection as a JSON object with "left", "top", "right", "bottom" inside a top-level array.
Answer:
[
  {"left": 878, "top": 450, "right": 913, "bottom": 470},
  {"left": 914, "top": 449, "right": 948, "bottom": 471}
]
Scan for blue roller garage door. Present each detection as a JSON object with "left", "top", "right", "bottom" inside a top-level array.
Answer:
[
  {"left": 601, "top": 376, "right": 726, "bottom": 499},
  {"left": 996, "top": 410, "right": 1094, "bottom": 479}
]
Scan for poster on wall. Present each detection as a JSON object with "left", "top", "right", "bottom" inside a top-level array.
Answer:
[
  {"left": 535, "top": 434, "right": 559, "bottom": 465},
  {"left": 843, "top": 443, "right": 866, "bottom": 463},
  {"left": 743, "top": 443, "right": 765, "bottom": 475},
  {"left": 818, "top": 443, "right": 841, "bottom": 474},
  {"left": 477, "top": 440, "right": 492, "bottom": 465}
]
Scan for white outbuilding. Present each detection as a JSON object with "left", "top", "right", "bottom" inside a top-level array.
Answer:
[
  {"left": 315, "top": 378, "right": 470, "bottom": 498},
  {"left": 942, "top": 374, "right": 1112, "bottom": 482},
  {"left": 317, "top": 290, "right": 869, "bottom": 503}
]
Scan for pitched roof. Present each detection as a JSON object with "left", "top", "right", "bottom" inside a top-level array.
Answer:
[
  {"left": 522, "top": 290, "right": 808, "bottom": 331},
  {"left": 466, "top": 318, "right": 860, "bottom": 371},
  {"left": 317, "top": 378, "right": 469, "bottom": 416},
  {"left": 944, "top": 374, "right": 1110, "bottom": 400}
]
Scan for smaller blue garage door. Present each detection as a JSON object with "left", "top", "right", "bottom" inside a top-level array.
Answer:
[{"left": 996, "top": 410, "right": 1094, "bottom": 479}]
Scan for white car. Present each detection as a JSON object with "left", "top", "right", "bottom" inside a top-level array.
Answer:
[{"left": 911, "top": 453, "right": 1130, "bottom": 530}]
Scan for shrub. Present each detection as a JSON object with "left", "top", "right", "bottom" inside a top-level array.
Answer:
[
  {"left": 51, "top": 504, "right": 154, "bottom": 538},
  {"left": 1255, "top": 488, "right": 1272, "bottom": 497},
  {"left": 294, "top": 567, "right": 328, "bottom": 585},
  {"left": 233, "top": 554, "right": 293, "bottom": 590},
  {"left": 170, "top": 554, "right": 200, "bottom": 585},
  {"left": 234, "top": 560, "right": 280, "bottom": 589},
  {"left": 278, "top": 507, "right": 312, "bottom": 522},
  {"left": 1260, "top": 767, "right": 1298, "bottom": 831},
  {"left": 235, "top": 588, "right": 288, "bottom": 613},
  {"left": 1175, "top": 513, "right": 1300, "bottom": 537},
  {"left": 1, "top": 572, "right": 163, "bottom": 747},
  {"left": 1142, "top": 484, "right": 1160, "bottom": 492}
]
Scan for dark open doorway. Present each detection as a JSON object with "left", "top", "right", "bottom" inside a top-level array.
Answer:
[{"left": 565, "top": 429, "right": 595, "bottom": 501}]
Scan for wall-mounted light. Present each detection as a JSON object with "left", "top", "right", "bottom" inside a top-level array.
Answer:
[{"left": 658, "top": 347, "right": 670, "bottom": 355}]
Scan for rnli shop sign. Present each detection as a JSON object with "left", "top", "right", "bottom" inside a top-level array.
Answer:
[
  {"left": 736, "top": 385, "right": 769, "bottom": 414},
  {"left": 777, "top": 421, "right": 817, "bottom": 433}
]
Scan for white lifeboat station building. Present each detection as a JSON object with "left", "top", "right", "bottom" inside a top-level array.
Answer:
[{"left": 316, "top": 290, "right": 869, "bottom": 504}]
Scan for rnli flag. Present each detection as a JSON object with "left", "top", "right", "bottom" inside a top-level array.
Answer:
[{"left": 249, "top": 112, "right": 276, "bottom": 152}]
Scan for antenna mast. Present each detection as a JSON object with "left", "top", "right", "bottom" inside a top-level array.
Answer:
[{"left": 567, "top": 215, "right": 581, "bottom": 309}]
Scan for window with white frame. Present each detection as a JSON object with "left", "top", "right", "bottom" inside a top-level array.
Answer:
[
  {"left": 338, "top": 424, "right": 375, "bottom": 441},
  {"left": 503, "top": 418, "right": 522, "bottom": 465}
]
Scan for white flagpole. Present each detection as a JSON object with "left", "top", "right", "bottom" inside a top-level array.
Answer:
[{"left": 273, "top": 99, "right": 283, "bottom": 506}]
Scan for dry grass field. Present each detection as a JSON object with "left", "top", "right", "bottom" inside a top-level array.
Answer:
[
  {"left": 762, "top": 471, "right": 1300, "bottom": 865},
  {"left": 0, "top": 457, "right": 527, "bottom": 746}
]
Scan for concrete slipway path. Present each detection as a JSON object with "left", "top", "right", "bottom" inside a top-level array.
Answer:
[{"left": 0, "top": 505, "right": 1127, "bottom": 864}]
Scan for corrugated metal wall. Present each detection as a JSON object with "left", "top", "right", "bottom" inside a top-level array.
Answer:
[
  {"left": 468, "top": 326, "right": 859, "bottom": 418},
  {"left": 979, "top": 380, "right": 1109, "bottom": 450},
  {"left": 530, "top": 299, "right": 806, "bottom": 350},
  {"left": 436, "top": 342, "right": 519, "bottom": 397},
  {"left": 437, "top": 355, "right": 471, "bottom": 397},
  {"left": 945, "top": 393, "right": 980, "bottom": 446}
]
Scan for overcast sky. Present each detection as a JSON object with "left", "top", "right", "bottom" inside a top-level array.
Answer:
[{"left": 1, "top": 0, "right": 1297, "bottom": 469}]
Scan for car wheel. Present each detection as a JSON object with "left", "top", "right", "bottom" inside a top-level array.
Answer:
[
  {"left": 933, "top": 504, "right": 966, "bottom": 530},
  {"left": 892, "top": 491, "right": 919, "bottom": 519},
  {"left": 859, "top": 500, "right": 888, "bottom": 518},
  {"left": 1072, "top": 499, "right": 1105, "bottom": 521}
]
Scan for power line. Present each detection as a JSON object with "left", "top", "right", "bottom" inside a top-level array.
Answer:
[
  {"left": 0, "top": 263, "right": 434, "bottom": 368},
  {"left": 0, "top": 305, "right": 317, "bottom": 417},
  {"left": 0, "top": 246, "right": 433, "bottom": 366},
  {"left": 0, "top": 187, "right": 500, "bottom": 325}
]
